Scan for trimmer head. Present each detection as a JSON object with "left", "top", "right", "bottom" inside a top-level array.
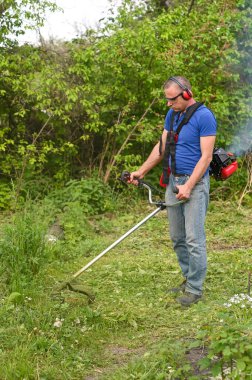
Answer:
[{"left": 55, "top": 281, "right": 95, "bottom": 303}]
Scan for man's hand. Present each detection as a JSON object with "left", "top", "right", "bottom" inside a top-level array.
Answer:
[
  {"left": 175, "top": 183, "right": 192, "bottom": 200},
  {"left": 129, "top": 170, "right": 144, "bottom": 186}
]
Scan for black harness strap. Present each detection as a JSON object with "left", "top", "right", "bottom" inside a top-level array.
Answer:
[
  {"left": 161, "top": 102, "right": 203, "bottom": 184},
  {"left": 162, "top": 111, "right": 177, "bottom": 184}
]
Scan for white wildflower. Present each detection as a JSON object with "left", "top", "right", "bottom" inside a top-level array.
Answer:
[
  {"left": 53, "top": 318, "right": 64, "bottom": 328},
  {"left": 224, "top": 293, "right": 252, "bottom": 309},
  {"left": 75, "top": 318, "right": 81, "bottom": 325},
  {"left": 45, "top": 234, "right": 58, "bottom": 243}
]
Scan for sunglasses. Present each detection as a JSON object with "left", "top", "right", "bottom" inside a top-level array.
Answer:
[{"left": 165, "top": 93, "right": 183, "bottom": 102}]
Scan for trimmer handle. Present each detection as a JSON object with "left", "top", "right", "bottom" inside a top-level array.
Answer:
[
  {"left": 120, "top": 171, "right": 178, "bottom": 193},
  {"left": 120, "top": 171, "right": 131, "bottom": 182},
  {"left": 120, "top": 171, "right": 143, "bottom": 186},
  {"left": 120, "top": 170, "right": 184, "bottom": 207},
  {"left": 173, "top": 186, "right": 179, "bottom": 194},
  {"left": 169, "top": 175, "right": 179, "bottom": 194}
]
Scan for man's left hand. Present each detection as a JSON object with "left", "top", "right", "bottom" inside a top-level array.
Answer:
[{"left": 175, "top": 184, "right": 192, "bottom": 200}]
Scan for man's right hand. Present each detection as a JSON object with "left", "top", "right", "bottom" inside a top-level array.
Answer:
[{"left": 129, "top": 170, "right": 144, "bottom": 186}]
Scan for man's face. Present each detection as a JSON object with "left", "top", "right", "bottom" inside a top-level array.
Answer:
[{"left": 164, "top": 84, "right": 188, "bottom": 112}]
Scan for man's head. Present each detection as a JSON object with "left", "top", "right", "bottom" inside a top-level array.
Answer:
[{"left": 163, "top": 76, "right": 194, "bottom": 112}]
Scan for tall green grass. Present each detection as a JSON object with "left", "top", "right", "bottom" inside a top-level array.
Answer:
[
  {"left": 0, "top": 205, "right": 54, "bottom": 292},
  {"left": 0, "top": 182, "right": 251, "bottom": 379}
]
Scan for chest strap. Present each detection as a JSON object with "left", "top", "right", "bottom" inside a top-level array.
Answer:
[{"left": 161, "top": 102, "right": 203, "bottom": 184}]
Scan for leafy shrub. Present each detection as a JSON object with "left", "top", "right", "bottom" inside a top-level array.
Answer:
[
  {"left": 45, "top": 177, "right": 115, "bottom": 216},
  {"left": 18, "top": 175, "right": 59, "bottom": 201},
  {"left": 56, "top": 202, "right": 93, "bottom": 246},
  {"left": 195, "top": 293, "right": 252, "bottom": 379},
  {"left": 35, "top": 176, "right": 120, "bottom": 249},
  {"left": 0, "top": 181, "right": 14, "bottom": 209}
]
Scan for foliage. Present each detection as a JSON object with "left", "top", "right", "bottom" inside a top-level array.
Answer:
[
  {"left": 107, "top": 341, "right": 192, "bottom": 379},
  {"left": 0, "top": 0, "right": 57, "bottom": 46},
  {"left": 0, "top": 199, "right": 251, "bottom": 379},
  {"left": 44, "top": 176, "right": 115, "bottom": 215},
  {"left": 0, "top": 203, "right": 56, "bottom": 291},
  {"left": 0, "top": 181, "right": 14, "bottom": 209},
  {"left": 0, "top": 1, "right": 251, "bottom": 377},
  {"left": 42, "top": 176, "right": 117, "bottom": 246},
  {"left": 0, "top": 0, "right": 251, "bottom": 198},
  {"left": 196, "top": 294, "right": 252, "bottom": 379}
]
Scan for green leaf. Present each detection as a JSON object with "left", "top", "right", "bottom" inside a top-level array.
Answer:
[
  {"left": 199, "top": 357, "right": 211, "bottom": 370},
  {"left": 236, "top": 359, "right": 246, "bottom": 371},
  {"left": 188, "top": 340, "right": 202, "bottom": 349}
]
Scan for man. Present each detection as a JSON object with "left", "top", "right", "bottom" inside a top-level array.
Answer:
[{"left": 129, "top": 76, "right": 217, "bottom": 306}]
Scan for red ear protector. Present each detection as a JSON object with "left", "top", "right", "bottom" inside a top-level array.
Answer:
[{"left": 169, "top": 77, "right": 193, "bottom": 100}]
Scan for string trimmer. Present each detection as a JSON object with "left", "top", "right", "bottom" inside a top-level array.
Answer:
[{"left": 55, "top": 172, "right": 183, "bottom": 302}]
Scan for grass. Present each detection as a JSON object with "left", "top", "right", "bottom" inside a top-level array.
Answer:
[{"left": 0, "top": 199, "right": 251, "bottom": 379}]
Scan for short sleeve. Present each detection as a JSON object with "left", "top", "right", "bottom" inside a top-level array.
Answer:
[
  {"left": 164, "top": 109, "right": 173, "bottom": 131},
  {"left": 198, "top": 109, "right": 217, "bottom": 136}
]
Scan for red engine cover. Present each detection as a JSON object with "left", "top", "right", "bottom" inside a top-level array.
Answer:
[{"left": 221, "top": 161, "right": 238, "bottom": 180}]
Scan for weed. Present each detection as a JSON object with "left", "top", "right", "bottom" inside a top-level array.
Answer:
[
  {"left": 196, "top": 293, "right": 252, "bottom": 379},
  {"left": 0, "top": 204, "right": 56, "bottom": 292},
  {"left": 0, "top": 200, "right": 251, "bottom": 379},
  {"left": 44, "top": 177, "right": 115, "bottom": 216}
]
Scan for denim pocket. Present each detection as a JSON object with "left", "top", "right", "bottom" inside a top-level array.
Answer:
[{"left": 173, "top": 175, "right": 190, "bottom": 187}]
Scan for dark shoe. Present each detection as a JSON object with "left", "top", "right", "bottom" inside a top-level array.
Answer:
[
  {"left": 167, "top": 279, "right": 187, "bottom": 294},
  {"left": 176, "top": 291, "right": 202, "bottom": 306}
]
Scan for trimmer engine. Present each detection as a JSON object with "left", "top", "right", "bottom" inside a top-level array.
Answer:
[{"left": 209, "top": 147, "right": 238, "bottom": 180}]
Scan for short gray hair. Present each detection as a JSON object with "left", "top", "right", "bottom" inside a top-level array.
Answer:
[{"left": 163, "top": 76, "right": 192, "bottom": 90}]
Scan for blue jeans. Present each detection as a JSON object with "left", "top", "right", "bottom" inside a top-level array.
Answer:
[{"left": 165, "top": 174, "right": 210, "bottom": 295}]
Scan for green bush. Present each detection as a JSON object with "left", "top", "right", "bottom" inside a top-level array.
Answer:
[
  {"left": 0, "top": 181, "right": 14, "bottom": 209},
  {"left": 45, "top": 177, "right": 115, "bottom": 215},
  {"left": 37, "top": 176, "right": 118, "bottom": 249}
]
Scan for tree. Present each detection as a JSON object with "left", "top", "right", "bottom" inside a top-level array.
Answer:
[
  {"left": 0, "top": 0, "right": 251, "bottom": 202},
  {"left": 0, "top": 0, "right": 57, "bottom": 46}
]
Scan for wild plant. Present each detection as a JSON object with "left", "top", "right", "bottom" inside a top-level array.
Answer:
[
  {"left": 0, "top": 204, "right": 54, "bottom": 292},
  {"left": 197, "top": 293, "right": 252, "bottom": 379}
]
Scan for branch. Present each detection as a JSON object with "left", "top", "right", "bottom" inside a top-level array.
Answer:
[
  {"left": 98, "top": 111, "right": 122, "bottom": 176},
  {"left": 103, "top": 97, "right": 158, "bottom": 183},
  {"left": 0, "top": 3, "right": 10, "bottom": 16},
  {"left": 13, "top": 114, "right": 52, "bottom": 208},
  {"left": 187, "top": 0, "right": 195, "bottom": 15}
]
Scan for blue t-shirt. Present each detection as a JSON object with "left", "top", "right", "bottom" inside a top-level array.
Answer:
[{"left": 164, "top": 104, "right": 217, "bottom": 175}]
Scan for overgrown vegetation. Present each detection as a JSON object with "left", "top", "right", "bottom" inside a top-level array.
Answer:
[
  {"left": 0, "top": 0, "right": 251, "bottom": 204},
  {"left": 0, "top": 0, "right": 251, "bottom": 378},
  {"left": 0, "top": 196, "right": 251, "bottom": 379}
]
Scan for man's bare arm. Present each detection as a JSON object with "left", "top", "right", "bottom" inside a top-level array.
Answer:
[{"left": 129, "top": 130, "right": 167, "bottom": 183}]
